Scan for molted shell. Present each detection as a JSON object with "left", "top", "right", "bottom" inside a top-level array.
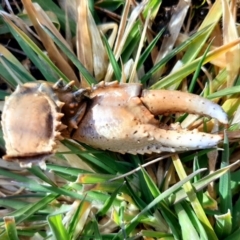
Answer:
[{"left": 1, "top": 80, "right": 229, "bottom": 166}]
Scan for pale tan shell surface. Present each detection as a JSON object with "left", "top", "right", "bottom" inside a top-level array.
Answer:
[
  {"left": 73, "top": 83, "right": 167, "bottom": 154},
  {"left": 73, "top": 83, "right": 226, "bottom": 154},
  {"left": 2, "top": 84, "right": 60, "bottom": 160}
]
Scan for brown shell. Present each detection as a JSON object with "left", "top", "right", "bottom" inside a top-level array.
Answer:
[{"left": 2, "top": 82, "right": 63, "bottom": 163}]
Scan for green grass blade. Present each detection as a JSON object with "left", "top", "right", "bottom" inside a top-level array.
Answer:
[
  {"left": 137, "top": 28, "right": 164, "bottom": 71},
  {"left": 0, "top": 55, "right": 36, "bottom": 85},
  {"left": 42, "top": 26, "right": 97, "bottom": 85},
  {"left": 140, "top": 166, "right": 178, "bottom": 224},
  {"left": 48, "top": 214, "right": 70, "bottom": 240},
  {"left": 207, "top": 86, "right": 240, "bottom": 99},
  {"left": 160, "top": 209, "right": 181, "bottom": 239},
  {"left": 172, "top": 155, "right": 218, "bottom": 240},
  {"left": 4, "top": 217, "right": 19, "bottom": 240},
  {"left": 121, "top": 28, "right": 140, "bottom": 63},
  {"left": 95, "top": 1, "right": 124, "bottom": 11},
  {"left": 102, "top": 33, "right": 121, "bottom": 81},
  {"left": 142, "top": 0, "right": 162, "bottom": 18},
  {"left": 140, "top": 25, "right": 213, "bottom": 84},
  {"left": 182, "top": 0, "right": 224, "bottom": 63},
  {"left": 125, "top": 178, "right": 149, "bottom": 212},
  {"left": 13, "top": 194, "right": 59, "bottom": 225},
  {"left": 120, "top": 168, "right": 207, "bottom": 237},
  {"left": 1, "top": 15, "right": 68, "bottom": 83},
  {"left": 182, "top": 201, "right": 208, "bottom": 239},
  {"left": 232, "top": 195, "right": 240, "bottom": 230},
  {"left": 97, "top": 183, "right": 125, "bottom": 217},
  {"left": 174, "top": 203, "right": 200, "bottom": 240},
  {"left": 27, "top": 166, "right": 58, "bottom": 187},
  {"left": 150, "top": 38, "right": 240, "bottom": 89},
  {"left": 0, "top": 44, "right": 36, "bottom": 87},
  {"left": 189, "top": 41, "right": 212, "bottom": 93},
  {"left": 219, "top": 131, "right": 232, "bottom": 214},
  {"left": 142, "top": 230, "right": 173, "bottom": 239},
  {"left": 0, "top": 199, "right": 29, "bottom": 211},
  {"left": 62, "top": 140, "right": 131, "bottom": 174},
  {"left": 214, "top": 210, "right": 232, "bottom": 238},
  {"left": 67, "top": 198, "right": 89, "bottom": 238},
  {"left": 224, "top": 227, "right": 240, "bottom": 240},
  {"left": 91, "top": 216, "right": 102, "bottom": 240},
  {"left": 33, "top": 0, "right": 76, "bottom": 34},
  {"left": 0, "top": 63, "right": 19, "bottom": 89}
]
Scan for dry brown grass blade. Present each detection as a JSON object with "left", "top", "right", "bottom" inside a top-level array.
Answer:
[
  {"left": 207, "top": 120, "right": 220, "bottom": 199},
  {"left": 63, "top": 200, "right": 92, "bottom": 236},
  {"left": 0, "top": 10, "right": 41, "bottom": 44},
  {"left": 208, "top": 0, "right": 240, "bottom": 84},
  {"left": 21, "top": 0, "right": 78, "bottom": 85},
  {"left": 98, "top": 23, "right": 118, "bottom": 49},
  {"left": 197, "top": 0, "right": 228, "bottom": 63},
  {"left": 58, "top": 0, "right": 77, "bottom": 21},
  {"left": 31, "top": 4, "right": 75, "bottom": 51},
  {"left": 103, "top": 0, "right": 131, "bottom": 82},
  {"left": 87, "top": 10, "right": 108, "bottom": 81},
  {"left": 222, "top": 0, "right": 240, "bottom": 87},
  {"left": 104, "top": 1, "right": 146, "bottom": 82},
  {"left": 156, "top": 0, "right": 190, "bottom": 61},
  {"left": 128, "top": 9, "right": 151, "bottom": 83},
  {"left": 57, "top": 142, "right": 95, "bottom": 172},
  {"left": 76, "top": 0, "right": 111, "bottom": 83},
  {"left": 113, "top": 0, "right": 131, "bottom": 54},
  {"left": 207, "top": 149, "right": 218, "bottom": 199},
  {"left": 151, "top": 0, "right": 191, "bottom": 82},
  {"left": 76, "top": 0, "right": 93, "bottom": 87}
]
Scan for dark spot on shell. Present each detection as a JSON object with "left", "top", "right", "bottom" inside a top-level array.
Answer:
[{"left": 46, "top": 112, "right": 53, "bottom": 139}]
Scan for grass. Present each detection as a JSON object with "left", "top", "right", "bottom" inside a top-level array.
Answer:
[{"left": 0, "top": 0, "right": 240, "bottom": 239}]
